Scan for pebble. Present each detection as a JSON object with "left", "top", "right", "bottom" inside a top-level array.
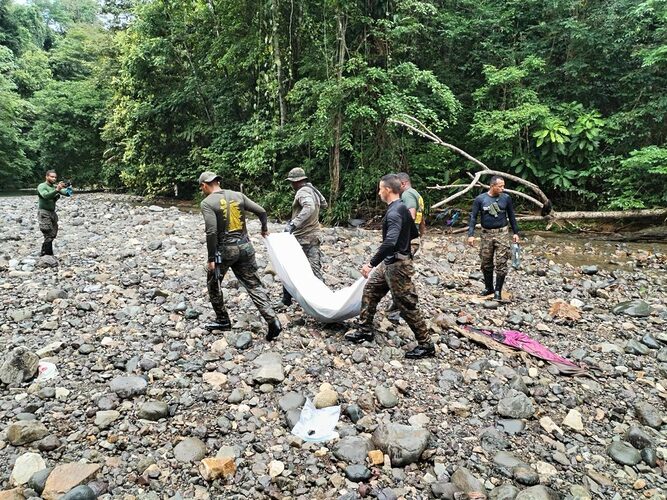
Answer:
[
  {"left": 607, "top": 441, "right": 642, "bottom": 465},
  {"left": 562, "top": 409, "right": 585, "bottom": 432},
  {"left": 497, "top": 389, "right": 535, "bottom": 419},
  {"left": 138, "top": 401, "right": 169, "bottom": 420},
  {"left": 174, "top": 437, "right": 207, "bottom": 463},
  {"left": 333, "top": 436, "right": 373, "bottom": 464},
  {"left": 515, "top": 485, "right": 560, "bottom": 499},
  {"left": 372, "top": 423, "right": 430, "bottom": 466},
  {"left": 9, "top": 452, "right": 46, "bottom": 486},
  {"left": 344, "top": 464, "right": 371, "bottom": 482},
  {"left": 375, "top": 386, "right": 399, "bottom": 408},
  {"left": 635, "top": 401, "right": 663, "bottom": 429},
  {"left": 451, "top": 467, "right": 483, "bottom": 494},
  {"left": 94, "top": 410, "right": 120, "bottom": 429},
  {"left": 6, "top": 421, "right": 49, "bottom": 445},
  {"left": 109, "top": 376, "right": 148, "bottom": 398}
]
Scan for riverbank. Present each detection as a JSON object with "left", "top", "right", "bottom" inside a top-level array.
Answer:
[{"left": 1, "top": 193, "right": 665, "bottom": 499}]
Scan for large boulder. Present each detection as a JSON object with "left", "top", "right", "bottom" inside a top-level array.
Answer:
[
  {"left": 6, "top": 421, "right": 49, "bottom": 446},
  {"left": 333, "top": 436, "right": 373, "bottom": 464},
  {"left": 497, "top": 389, "right": 535, "bottom": 419},
  {"left": 372, "top": 423, "right": 430, "bottom": 467},
  {"left": 0, "top": 347, "right": 39, "bottom": 386}
]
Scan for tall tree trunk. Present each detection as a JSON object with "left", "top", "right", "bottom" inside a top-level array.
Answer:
[
  {"left": 271, "top": 0, "right": 287, "bottom": 126},
  {"left": 329, "top": 12, "right": 346, "bottom": 205}
]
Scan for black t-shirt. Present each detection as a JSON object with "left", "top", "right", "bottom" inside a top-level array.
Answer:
[
  {"left": 468, "top": 192, "right": 519, "bottom": 236},
  {"left": 370, "top": 199, "right": 418, "bottom": 267}
]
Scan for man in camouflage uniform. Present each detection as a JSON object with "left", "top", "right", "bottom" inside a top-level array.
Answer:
[
  {"left": 387, "top": 172, "right": 426, "bottom": 322},
  {"left": 198, "top": 171, "right": 282, "bottom": 341},
  {"left": 279, "top": 167, "right": 328, "bottom": 308},
  {"left": 345, "top": 173, "right": 434, "bottom": 359},
  {"left": 467, "top": 176, "right": 520, "bottom": 300},
  {"left": 37, "top": 169, "right": 70, "bottom": 256}
]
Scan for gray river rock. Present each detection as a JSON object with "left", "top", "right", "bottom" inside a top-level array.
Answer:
[{"left": 1, "top": 193, "right": 666, "bottom": 498}]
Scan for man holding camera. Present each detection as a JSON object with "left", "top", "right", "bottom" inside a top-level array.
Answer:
[
  {"left": 37, "top": 170, "right": 70, "bottom": 256},
  {"left": 278, "top": 167, "right": 328, "bottom": 309}
]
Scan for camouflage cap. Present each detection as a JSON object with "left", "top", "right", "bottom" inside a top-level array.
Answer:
[
  {"left": 198, "top": 171, "right": 222, "bottom": 184},
  {"left": 286, "top": 167, "right": 308, "bottom": 182}
]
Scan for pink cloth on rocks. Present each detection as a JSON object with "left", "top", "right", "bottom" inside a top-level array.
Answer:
[{"left": 471, "top": 327, "right": 587, "bottom": 376}]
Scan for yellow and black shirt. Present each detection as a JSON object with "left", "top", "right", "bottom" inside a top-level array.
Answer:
[{"left": 200, "top": 189, "right": 268, "bottom": 262}]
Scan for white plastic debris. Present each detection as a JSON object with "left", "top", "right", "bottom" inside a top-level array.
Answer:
[
  {"left": 291, "top": 398, "right": 340, "bottom": 443},
  {"left": 35, "top": 361, "right": 58, "bottom": 382}
]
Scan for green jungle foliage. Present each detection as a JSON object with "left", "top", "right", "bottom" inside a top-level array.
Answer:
[{"left": 0, "top": 0, "right": 664, "bottom": 220}]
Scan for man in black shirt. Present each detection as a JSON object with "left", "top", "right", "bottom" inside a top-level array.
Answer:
[
  {"left": 467, "top": 176, "right": 520, "bottom": 300},
  {"left": 345, "top": 174, "right": 434, "bottom": 359}
]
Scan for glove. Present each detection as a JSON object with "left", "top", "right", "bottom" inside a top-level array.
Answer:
[{"left": 284, "top": 222, "right": 296, "bottom": 234}]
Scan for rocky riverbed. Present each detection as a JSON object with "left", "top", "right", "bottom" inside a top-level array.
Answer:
[{"left": 0, "top": 193, "right": 665, "bottom": 500}]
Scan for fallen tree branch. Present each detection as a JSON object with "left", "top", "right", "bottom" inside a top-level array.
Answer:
[
  {"left": 390, "top": 115, "right": 492, "bottom": 171},
  {"left": 431, "top": 171, "right": 484, "bottom": 209},
  {"left": 465, "top": 173, "right": 545, "bottom": 208},
  {"left": 390, "top": 114, "right": 550, "bottom": 205},
  {"left": 442, "top": 321, "right": 525, "bottom": 359},
  {"left": 517, "top": 208, "right": 667, "bottom": 221},
  {"left": 391, "top": 114, "right": 667, "bottom": 226}
]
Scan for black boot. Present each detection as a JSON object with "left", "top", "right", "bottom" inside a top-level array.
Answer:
[
  {"left": 494, "top": 274, "right": 506, "bottom": 301},
  {"left": 480, "top": 270, "right": 494, "bottom": 296},
  {"left": 43, "top": 241, "right": 54, "bottom": 256},
  {"left": 276, "top": 287, "right": 293, "bottom": 310},
  {"left": 386, "top": 301, "right": 401, "bottom": 323},
  {"left": 40, "top": 242, "right": 48, "bottom": 256},
  {"left": 266, "top": 318, "right": 282, "bottom": 341},
  {"left": 205, "top": 312, "right": 232, "bottom": 332},
  {"left": 344, "top": 323, "right": 375, "bottom": 344},
  {"left": 405, "top": 343, "right": 435, "bottom": 359}
]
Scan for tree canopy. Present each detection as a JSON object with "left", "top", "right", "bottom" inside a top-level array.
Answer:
[{"left": 0, "top": 0, "right": 665, "bottom": 217}]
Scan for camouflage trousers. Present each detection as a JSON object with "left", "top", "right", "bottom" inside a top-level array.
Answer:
[
  {"left": 207, "top": 242, "right": 276, "bottom": 323},
  {"left": 360, "top": 260, "right": 430, "bottom": 345},
  {"left": 283, "top": 238, "right": 323, "bottom": 301},
  {"left": 480, "top": 227, "right": 510, "bottom": 276},
  {"left": 387, "top": 239, "right": 419, "bottom": 312},
  {"left": 38, "top": 209, "right": 58, "bottom": 243}
]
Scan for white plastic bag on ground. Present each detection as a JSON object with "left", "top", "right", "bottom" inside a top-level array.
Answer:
[
  {"left": 36, "top": 361, "right": 58, "bottom": 382},
  {"left": 264, "top": 233, "right": 366, "bottom": 323},
  {"left": 291, "top": 398, "right": 340, "bottom": 442}
]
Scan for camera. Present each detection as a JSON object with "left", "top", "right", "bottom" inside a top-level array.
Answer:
[{"left": 61, "top": 180, "right": 73, "bottom": 196}]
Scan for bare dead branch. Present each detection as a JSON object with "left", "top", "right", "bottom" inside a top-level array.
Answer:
[
  {"left": 390, "top": 115, "right": 491, "bottom": 171},
  {"left": 431, "top": 171, "right": 484, "bottom": 210},
  {"left": 390, "top": 115, "right": 550, "bottom": 205},
  {"left": 467, "top": 173, "right": 545, "bottom": 208}
]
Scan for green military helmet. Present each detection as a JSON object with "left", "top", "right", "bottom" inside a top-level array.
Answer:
[{"left": 286, "top": 167, "right": 308, "bottom": 182}]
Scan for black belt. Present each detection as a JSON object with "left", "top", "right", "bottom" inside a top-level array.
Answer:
[
  {"left": 223, "top": 235, "right": 249, "bottom": 245},
  {"left": 481, "top": 226, "right": 508, "bottom": 233}
]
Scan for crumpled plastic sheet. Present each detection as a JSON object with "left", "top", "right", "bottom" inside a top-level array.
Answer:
[
  {"left": 291, "top": 398, "right": 340, "bottom": 442},
  {"left": 264, "top": 233, "right": 366, "bottom": 323}
]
